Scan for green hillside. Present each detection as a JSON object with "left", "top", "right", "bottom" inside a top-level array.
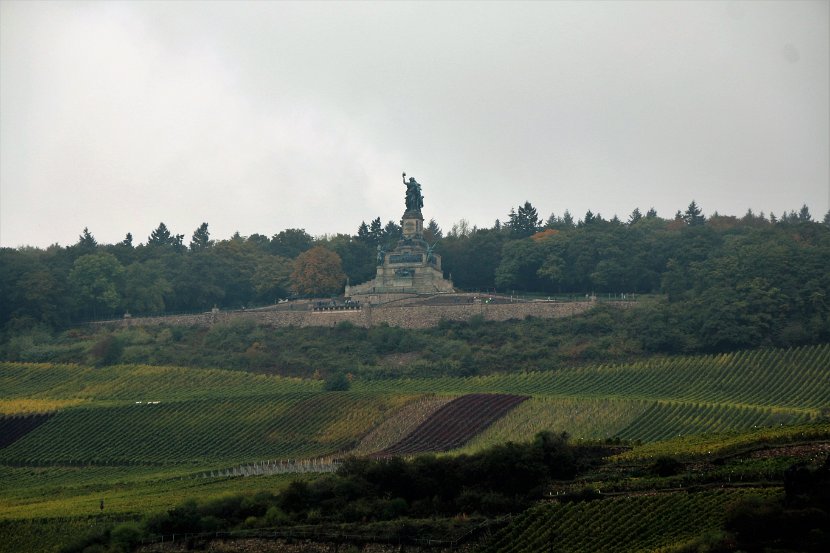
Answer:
[
  {"left": 1, "top": 344, "right": 829, "bottom": 552},
  {"left": 479, "top": 488, "right": 782, "bottom": 553},
  {"left": 355, "top": 344, "right": 830, "bottom": 410},
  {"left": 1, "top": 344, "right": 827, "bottom": 469}
]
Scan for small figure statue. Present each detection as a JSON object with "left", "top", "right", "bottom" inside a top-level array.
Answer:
[
  {"left": 402, "top": 172, "right": 424, "bottom": 211},
  {"left": 426, "top": 241, "right": 438, "bottom": 262},
  {"left": 376, "top": 245, "right": 385, "bottom": 266}
]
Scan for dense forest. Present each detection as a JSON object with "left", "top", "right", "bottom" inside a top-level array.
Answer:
[{"left": 1, "top": 201, "right": 829, "bottom": 355}]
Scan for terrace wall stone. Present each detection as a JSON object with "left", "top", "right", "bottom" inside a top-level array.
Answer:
[{"left": 96, "top": 300, "right": 616, "bottom": 330}]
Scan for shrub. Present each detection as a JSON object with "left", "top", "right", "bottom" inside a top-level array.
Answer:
[
  {"left": 323, "top": 371, "right": 350, "bottom": 391},
  {"left": 88, "top": 334, "right": 123, "bottom": 366},
  {"left": 109, "top": 522, "right": 142, "bottom": 553},
  {"left": 650, "top": 456, "right": 685, "bottom": 477}
]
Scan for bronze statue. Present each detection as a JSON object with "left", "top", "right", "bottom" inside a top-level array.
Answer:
[
  {"left": 402, "top": 172, "right": 424, "bottom": 211},
  {"left": 426, "top": 241, "right": 438, "bottom": 262}
]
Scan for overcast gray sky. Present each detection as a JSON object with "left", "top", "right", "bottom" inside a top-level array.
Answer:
[{"left": 1, "top": 0, "right": 828, "bottom": 248}]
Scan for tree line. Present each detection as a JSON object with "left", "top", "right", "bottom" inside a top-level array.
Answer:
[{"left": 1, "top": 201, "right": 828, "bottom": 335}]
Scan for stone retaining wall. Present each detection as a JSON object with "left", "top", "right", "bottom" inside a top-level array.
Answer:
[{"left": 99, "top": 300, "right": 609, "bottom": 330}]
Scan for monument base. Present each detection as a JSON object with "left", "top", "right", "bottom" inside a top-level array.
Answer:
[
  {"left": 347, "top": 172, "right": 454, "bottom": 303},
  {"left": 346, "top": 264, "right": 454, "bottom": 300}
]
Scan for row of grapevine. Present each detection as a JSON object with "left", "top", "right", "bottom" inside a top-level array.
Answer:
[
  {"left": 478, "top": 488, "right": 781, "bottom": 553},
  {"left": 355, "top": 344, "right": 830, "bottom": 409},
  {"left": 349, "top": 395, "right": 454, "bottom": 456},
  {"left": 0, "top": 414, "right": 53, "bottom": 449},
  {"left": 377, "top": 394, "right": 528, "bottom": 455},
  {"left": 0, "top": 464, "right": 299, "bottom": 521},
  {"left": 0, "top": 363, "right": 82, "bottom": 400},
  {"left": 615, "top": 421, "right": 830, "bottom": 460},
  {"left": 3, "top": 343, "right": 827, "bottom": 413},
  {"left": 454, "top": 397, "right": 650, "bottom": 454},
  {"left": 0, "top": 398, "right": 86, "bottom": 416},
  {"left": 0, "top": 392, "right": 412, "bottom": 466},
  {"left": 614, "top": 401, "right": 810, "bottom": 443},
  {"left": 0, "top": 362, "right": 318, "bottom": 405},
  {"left": 0, "top": 464, "right": 188, "bottom": 493}
]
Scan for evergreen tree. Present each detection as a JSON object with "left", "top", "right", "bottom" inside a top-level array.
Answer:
[
  {"left": 628, "top": 208, "right": 642, "bottom": 224},
  {"left": 190, "top": 223, "right": 212, "bottom": 251},
  {"left": 562, "top": 210, "right": 575, "bottom": 227},
  {"left": 425, "top": 218, "right": 443, "bottom": 240},
  {"left": 582, "top": 210, "right": 595, "bottom": 226},
  {"left": 509, "top": 201, "right": 541, "bottom": 237},
  {"left": 798, "top": 204, "right": 812, "bottom": 221},
  {"left": 683, "top": 201, "right": 705, "bottom": 226},
  {"left": 148, "top": 223, "right": 185, "bottom": 251},
  {"left": 382, "top": 220, "right": 402, "bottom": 245},
  {"left": 369, "top": 217, "right": 383, "bottom": 246},
  {"left": 545, "top": 213, "right": 559, "bottom": 229},
  {"left": 356, "top": 221, "right": 370, "bottom": 243},
  {"left": 148, "top": 223, "right": 172, "bottom": 246},
  {"left": 646, "top": 207, "right": 658, "bottom": 218},
  {"left": 121, "top": 233, "right": 133, "bottom": 248},
  {"left": 77, "top": 227, "right": 97, "bottom": 252}
]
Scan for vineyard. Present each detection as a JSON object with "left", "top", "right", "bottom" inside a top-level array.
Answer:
[
  {"left": 376, "top": 394, "right": 529, "bottom": 456},
  {"left": 0, "top": 362, "right": 319, "bottom": 402},
  {"left": 349, "top": 395, "right": 454, "bottom": 456},
  {"left": 478, "top": 488, "right": 782, "bottom": 553},
  {"left": 0, "top": 392, "right": 413, "bottom": 466},
  {"left": 613, "top": 421, "right": 830, "bottom": 461},
  {"left": 354, "top": 344, "right": 830, "bottom": 410},
  {"left": 0, "top": 413, "right": 53, "bottom": 449},
  {"left": 0, "top": 345, "right": 827, "bottom": 469},
  {"left": 1, "top": 343, "right": 829, "bottom": 552}
]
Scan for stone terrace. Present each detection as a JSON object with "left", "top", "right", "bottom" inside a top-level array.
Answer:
[{"left": 98, "top": 295, "right": 615, "bottom": 330}]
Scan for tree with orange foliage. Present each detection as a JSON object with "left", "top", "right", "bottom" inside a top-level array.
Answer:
[
  {"left": 290, "top": 246, "right": 346, "bottom": 297},
  {"left": 530, "top": 228, "right": 559, "bottom": 241}
]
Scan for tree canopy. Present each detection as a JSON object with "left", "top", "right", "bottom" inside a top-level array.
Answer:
[
  {"left": 0, "top": 199, "right": 827, "bottom": 354},
  {"left": 291, "top": 246, "right": 346, "bottom": 297}
]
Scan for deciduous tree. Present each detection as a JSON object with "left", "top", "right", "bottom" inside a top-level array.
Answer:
[
  {"left": 290, "top": 246, "right": 346, "bottom": 296},
  {"left": 123, "top": 260, "right": 172, "bottom": 314},
  {"left": 68, "top": 252, "right": 124, "bottom": 318},
  {"left": 270, "top": 228, "right": 314, "bottom": 258},
  {"left": 251, "top": 255, "right": 292, "bottom": 302}
]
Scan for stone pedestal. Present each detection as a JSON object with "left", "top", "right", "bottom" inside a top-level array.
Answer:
[
  {"left": 346, "top": 200, "right": 453, "bottom": 300},
  {"left": 402, "top": 209, "right": 423, "bottom": 239}
]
